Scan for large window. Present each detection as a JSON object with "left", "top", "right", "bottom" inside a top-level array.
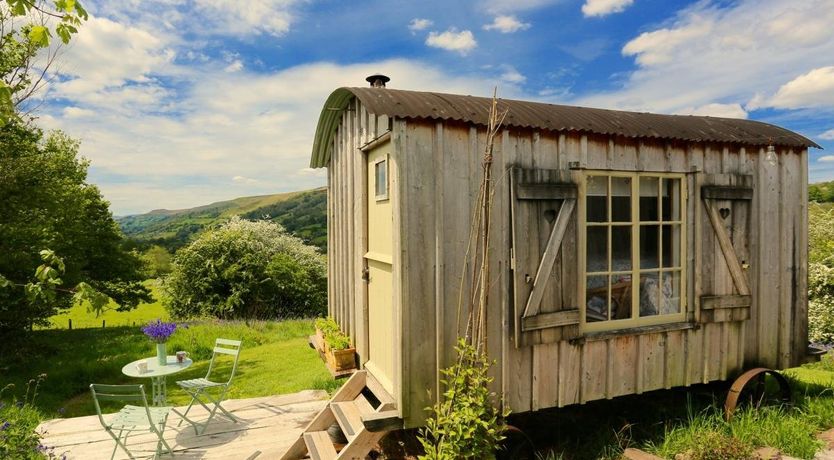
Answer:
[{"left": 582, "top": 172, "right": 686, "bottom": 331}]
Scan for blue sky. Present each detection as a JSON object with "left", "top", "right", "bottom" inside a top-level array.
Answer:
[{"left": 32, "top": 0, "right": 834, "bottom": 215}]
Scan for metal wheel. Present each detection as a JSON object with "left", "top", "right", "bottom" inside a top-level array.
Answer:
[
  {"left": 497, "top": 425, "right": 537, "bottom": 460},
  {"left": 724, "top": 367, "right": 791, "bottom": 420}
]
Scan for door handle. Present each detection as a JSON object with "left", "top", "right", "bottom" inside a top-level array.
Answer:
[{"left": 361, "top": 268, "right": 370, "bottom": 282}]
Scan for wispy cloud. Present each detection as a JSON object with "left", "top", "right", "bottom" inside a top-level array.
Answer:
[
  {"left": 820, "top": 129, "right": 834, "bottom": 141},
  {"left": 425, "top": 29, "right": 477, "bottom": 55},
  {"left": 483, "top": 15, "right": 530, "bottom": 33},
  {"left": 408, "top": 18, "right": 433, "bottom": 33}
]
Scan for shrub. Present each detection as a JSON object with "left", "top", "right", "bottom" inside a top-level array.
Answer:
[
  {"left": 418, "top": 339, "right": 506, "bottom": 460},
  {"left": 0, "top": 375, "right": 63, "bottom": 459},
  {"left": 809, "top": 203, "right": 834, "bottom": 343},
  {"left": 685, "top": 431, "right": 753, "bottom": 460},
  {"left": 163, "top": 217, "right": 326, "bottom": 320}
]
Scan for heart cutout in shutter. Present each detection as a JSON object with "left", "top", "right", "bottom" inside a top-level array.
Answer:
[
  {"left": 544, "top": 209, "right": 557, "bottom": 223},
  {"left": 719, "top": 208, "right": 731, "bottom": 220}
]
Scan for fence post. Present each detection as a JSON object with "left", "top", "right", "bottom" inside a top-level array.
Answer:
[{"left": 68, "top": 319, "right": 72, "bottom": 330}]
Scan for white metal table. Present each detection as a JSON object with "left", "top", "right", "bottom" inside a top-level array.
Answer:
[{"left": 122, "top": 356, "right": 193, "bottom": 406}]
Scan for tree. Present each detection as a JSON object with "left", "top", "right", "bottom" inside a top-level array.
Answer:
[
  {"left": 0, "top": 122, "right": 150, "bottom": 333},
  {"left": 163, "top": 217, "right": 327, "bottom": 320},
  {"left": 0, "top": 0, "right": 88, "bottom": 125}
]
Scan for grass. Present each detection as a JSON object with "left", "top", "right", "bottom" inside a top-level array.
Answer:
[
  {"left": 0, "top": 319, "right": 341, "bottom": 419},
  {"left": 45, "top": 279, "right": 168, "bottom": 329},
  {"left": 506, "top": 362, "right": 834, "bottom": 460}
]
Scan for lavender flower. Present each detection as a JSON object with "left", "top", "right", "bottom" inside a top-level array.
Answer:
[
  {"left": 0, "top": 421, "right": 10, "bottom": 431},
  {"left": 142, "top": 319, "right": 178, "bottom": 343}
]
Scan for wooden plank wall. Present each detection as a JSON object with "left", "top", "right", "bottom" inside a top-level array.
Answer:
[
  {"left": 393, "top": 120, "right": 809, "bottom": 428},
  {"left": 327, "top": 99, "right": 391, "bottom": 368}
]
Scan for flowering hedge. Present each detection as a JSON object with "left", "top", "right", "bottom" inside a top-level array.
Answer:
[
  {"left": 163, "top": 217, "right": 326, "bottom": 320},
  {"left": 809, "top": 203, "right": 834, "bottom": 343}
]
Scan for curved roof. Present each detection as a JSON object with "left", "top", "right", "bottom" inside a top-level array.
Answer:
[{"left": 310, "top": 87, "right": 819, "bottom": 167}]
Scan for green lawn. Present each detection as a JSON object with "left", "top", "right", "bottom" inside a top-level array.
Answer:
[
  {"left": 0, "top": 319, "right": 340, "bottom": 418},
  {"left": 45, "top": 279, "right": 168, "bottom": 329}
]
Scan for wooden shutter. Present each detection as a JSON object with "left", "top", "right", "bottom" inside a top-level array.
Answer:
[
  {"left": 510, "top": 167, "right": 580, "bottom": 347},
  {"left": 698, "top": 174, "right": 753, "bottom": 323}
]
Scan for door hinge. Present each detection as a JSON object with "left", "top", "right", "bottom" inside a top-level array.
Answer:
[
  {"left": 510, "top": 247, "right": 516, "bottom": 271},
  {"left": 361, "top": 268, "right": 370, "bottom": 282}
]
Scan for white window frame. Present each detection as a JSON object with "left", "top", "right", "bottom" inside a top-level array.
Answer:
[{"left": 579, "top": 171, "right": 688, "bottom": 332}]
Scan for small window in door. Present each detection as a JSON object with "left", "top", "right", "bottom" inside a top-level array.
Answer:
[{"left": 375, "top": 157, "right": 389, "bottom": 201}]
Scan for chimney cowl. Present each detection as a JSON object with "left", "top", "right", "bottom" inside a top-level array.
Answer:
[{"left": 365, "top": 74, "right": 390, "bottom": 88}]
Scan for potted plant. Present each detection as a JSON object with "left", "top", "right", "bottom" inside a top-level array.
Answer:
[
  {"left": 313, "top": 317, "right": 356, "bottom": 374},
  {"left": 142, "top": 319, "right": 178, "bottom": 366}
]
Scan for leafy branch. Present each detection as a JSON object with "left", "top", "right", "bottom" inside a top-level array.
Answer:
[
  {"left": 0, "top": 0, "right": 87, "bottom": 126},
  {"left": 0, "top": 249, "right": 113, "bottom": 316}
]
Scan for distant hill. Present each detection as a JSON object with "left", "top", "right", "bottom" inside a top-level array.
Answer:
[{"left": 118, "top": 188, "right": 327, "bottom": 252}]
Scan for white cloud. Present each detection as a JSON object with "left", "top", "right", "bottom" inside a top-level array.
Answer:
[
  {"left": 675, "top": 103, "right": 748, "bottom": 119},
  {"left": 818, "top": 155, "right": 834, "bottom": 163},
  {"left": 483, "top": 15, "right": 530, "bottom": 33},
  {"left": 582, "top": 0, "right": 634, "bottom": 17},
  {"left": 224, "top": 59, "right": 244, "bottom": 73},
  {"left": 766, "top": 67, "right": 834, "bottom": 110},
  {"left": 425, "top": 29, "right": 477, "bottom": 55},
  {"left": 88, "top": 0, "right": 303, "bottom": 38},
  {"left": 408, "top": 18, "right": 433, "bottom": 32},
  {"left": 575, "top": 0, "right": 834, "bottom": 116},
  {"left": 820, "top": 130, "right": 834, "bottom": 141},
  {"left": 43, "top": 58, "right": 521, "bottom": 214},
  {"left": 499, "top": 65, "right": 526, "bottom": 84},
  {"left": 233, "top": 175, "right": 259, "bottom": 184}
]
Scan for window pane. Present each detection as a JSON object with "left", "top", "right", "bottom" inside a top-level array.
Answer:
[
  {"left": 586, "top": 275, "right": 609, "bottom": 322},
  {"left": 611, "top": 225, "right": 631, "bottom": 271},
  {"left": 639, "top": 177, "right": 659, "bottom": 221},
  {"left": 375, "top": 160, "right": 387, "bottom": 198},
  {"left": 610, "top": 274, "right": 633, "bottom": 320},
  {"left": 587, "top": 176, "right": 607, "bottom": 222},
  {"left": 661, "top": 271, "right": 682, "bottom": 314},
  {"left": 611, "top": 177, "right": 631, "bottom": 222},
  {"left": 639, "top": 225, "right": 659, "bottom": 269},
  {"left": 639, "top": 272, "right": 661, "bottom": 316},
  {"left": 662, "top": 224, "right": 681, "bottom": 268},
  {"left": 662, "top": 178, "right": 681, "bottom": 221},
  {"left": 586, "top": 226, "right": 608, "bottom": 273}
]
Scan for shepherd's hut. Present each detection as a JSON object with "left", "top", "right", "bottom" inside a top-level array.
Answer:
[{"left": 282, "top": 76, "right": 820, "bottom": 460}]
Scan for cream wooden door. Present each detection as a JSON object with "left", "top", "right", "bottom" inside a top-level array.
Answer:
[{"left": 364, "top": 142, "right": 396, "bottom": 395}]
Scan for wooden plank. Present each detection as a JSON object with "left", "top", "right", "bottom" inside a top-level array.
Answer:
[
  {"left": 361, "top": 410, "right": 403, "bottom": 432},
  {"left": 532, "top": 343, "right": 558, "bottom": 410},
  {"left": 365, "top": 368, "right": 395, "bottom": 406},
  {"left": 703, "top": 198, "right": 751, "bottom": 295},
  {"left": 794, "top": 150, "right": 809, "bottom": 367},
  {"left": 522, "top": 309, "right": 580, "bottom": 331},
  {"left": 701, "top": 186, "right": 753, "bottom": 200},
  {"left": 757, "top": 147, "right": 779, "bottom": 367},
  {"left": 517, "top": 183, "right": 577, "bottom": 200},
  {"left": 332, "top": 401, "right": 363, "bottom": 440},
  {"left": 700, "top": 295, "right": 752, "bottom": 310},
  {"left": 521, "top": 199, "right": 576, "bottom": 318}
]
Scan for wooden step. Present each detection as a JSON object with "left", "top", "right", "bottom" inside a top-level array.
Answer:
[
  {"left": 331, "top": 402, "right": 364, "bottom": 441},
  {"left": 303, "top": 431, "right": 337, "bottom": 460},
  {"left": 353, "top": 393, "right": 374, "bottom": 415}
]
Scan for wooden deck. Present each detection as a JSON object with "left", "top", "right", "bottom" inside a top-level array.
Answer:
[{"left": 38, "top": 390, "right": 329, "bottom": 459}]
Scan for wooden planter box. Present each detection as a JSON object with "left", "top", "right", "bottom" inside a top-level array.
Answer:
[
  {"left": 310, "top": 329, "right": 356, "bottom": 378},
  {"left": 326, "top": 347, "right": 357, "bottom": 373}
]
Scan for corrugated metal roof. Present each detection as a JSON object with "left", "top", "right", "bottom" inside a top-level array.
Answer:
[{"left": 310, "top": 87, "right": 820, "bottom": 167}]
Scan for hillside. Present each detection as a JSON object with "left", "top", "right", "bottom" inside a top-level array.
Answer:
[
  {"left": 811, "top": 180, "right": 834, "bottom": 203},
  {"left": 118, "top": 188, "right": 327, "bottom": 251}
]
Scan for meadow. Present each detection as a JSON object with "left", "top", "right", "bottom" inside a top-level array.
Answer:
[{"left": 1, "top": 292, "right": 339, "bottom": 418}]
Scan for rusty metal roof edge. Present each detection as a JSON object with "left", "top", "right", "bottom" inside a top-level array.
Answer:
[{"left": 310, "top": 87, "right": 820, "bottom": 168}]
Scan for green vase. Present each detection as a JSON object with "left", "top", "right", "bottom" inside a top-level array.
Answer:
[{"left": 157, "top": 342, "right": 167, "bottom": 366}]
